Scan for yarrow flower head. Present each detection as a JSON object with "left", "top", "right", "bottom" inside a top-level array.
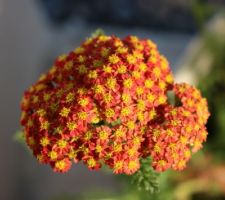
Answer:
[{"left": 20, "top": 34, "right": 210, "bottom": 174}]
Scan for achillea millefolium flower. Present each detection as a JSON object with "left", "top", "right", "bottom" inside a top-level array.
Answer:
[{"left": 20, "top": 34, "right": 210, "bottom": 174}]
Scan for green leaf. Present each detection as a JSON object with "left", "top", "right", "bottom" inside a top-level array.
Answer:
[
  {"left": 131, "top": 157, "right": 160, "bottom": 194},
  {"left": 91, "top": 29, "right": 105, "bottom": 38},
  {"left": 13, "top": 130, "right": 25, "bottom": 144}
]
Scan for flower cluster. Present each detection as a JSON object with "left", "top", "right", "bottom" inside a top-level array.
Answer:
[{"left": 20, "top": 34, "right": 209, "bottom": 174}]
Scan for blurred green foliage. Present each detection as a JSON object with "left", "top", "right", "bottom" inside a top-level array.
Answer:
[
  {"left": 198, "top": 30, "right": 225, "bottom": 160},
  {"left": 131, "top": 157, "right": 159, "bottom": 194},
  {"left": 191, "top": 0, "right": 215, "bottom": 29},
  {"left": 13, "top": 130, "right": 25, "bottom": 144}
]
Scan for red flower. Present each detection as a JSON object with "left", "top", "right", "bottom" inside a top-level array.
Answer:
[{"left": 20, "top": 34, "right": 209, "bottom": 174}]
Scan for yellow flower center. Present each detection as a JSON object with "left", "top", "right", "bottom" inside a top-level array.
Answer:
[
  {"left": 105, "top": 108, "right": 115, "bottom": 118},
  {"left": 109, "top": 54, "right": 120, "bottom": 64},
  {"left": 59, "top": 107, "right": 70, "bottom": 117},
  {"left": 117, "top": 65, "right": 127, "bottom": 74},
  {"left": 123, "top": 78, "right": 133, "bottom": 89},
  {"left": 40, "top": 137, "right": 50, "bottom": 146},
  {"left": 55, "top": 160, "right": 66, "bottom": 170}
]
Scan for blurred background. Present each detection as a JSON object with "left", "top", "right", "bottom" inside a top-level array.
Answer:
[{"left": 0, "top": 0, "right": 225, "bottom": 199}]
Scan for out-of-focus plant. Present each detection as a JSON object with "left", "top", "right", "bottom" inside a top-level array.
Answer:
[
  {"left": 191, "top": 0, "right": 215, "bottom": 29},
  {"left": 198, "top": 29, "right": 225, "bottom": 160},
  {"left": 13, "top": 130, "right": 25, "bottom": 144}
]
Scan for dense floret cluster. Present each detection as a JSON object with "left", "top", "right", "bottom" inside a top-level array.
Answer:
[{"left": 20, "top": 35, "right": 209, "bottom": 174}]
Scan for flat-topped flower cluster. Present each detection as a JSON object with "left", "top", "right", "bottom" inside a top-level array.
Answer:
[{"left": 20, "top": 35, "right": 209, "bottom": 174}]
